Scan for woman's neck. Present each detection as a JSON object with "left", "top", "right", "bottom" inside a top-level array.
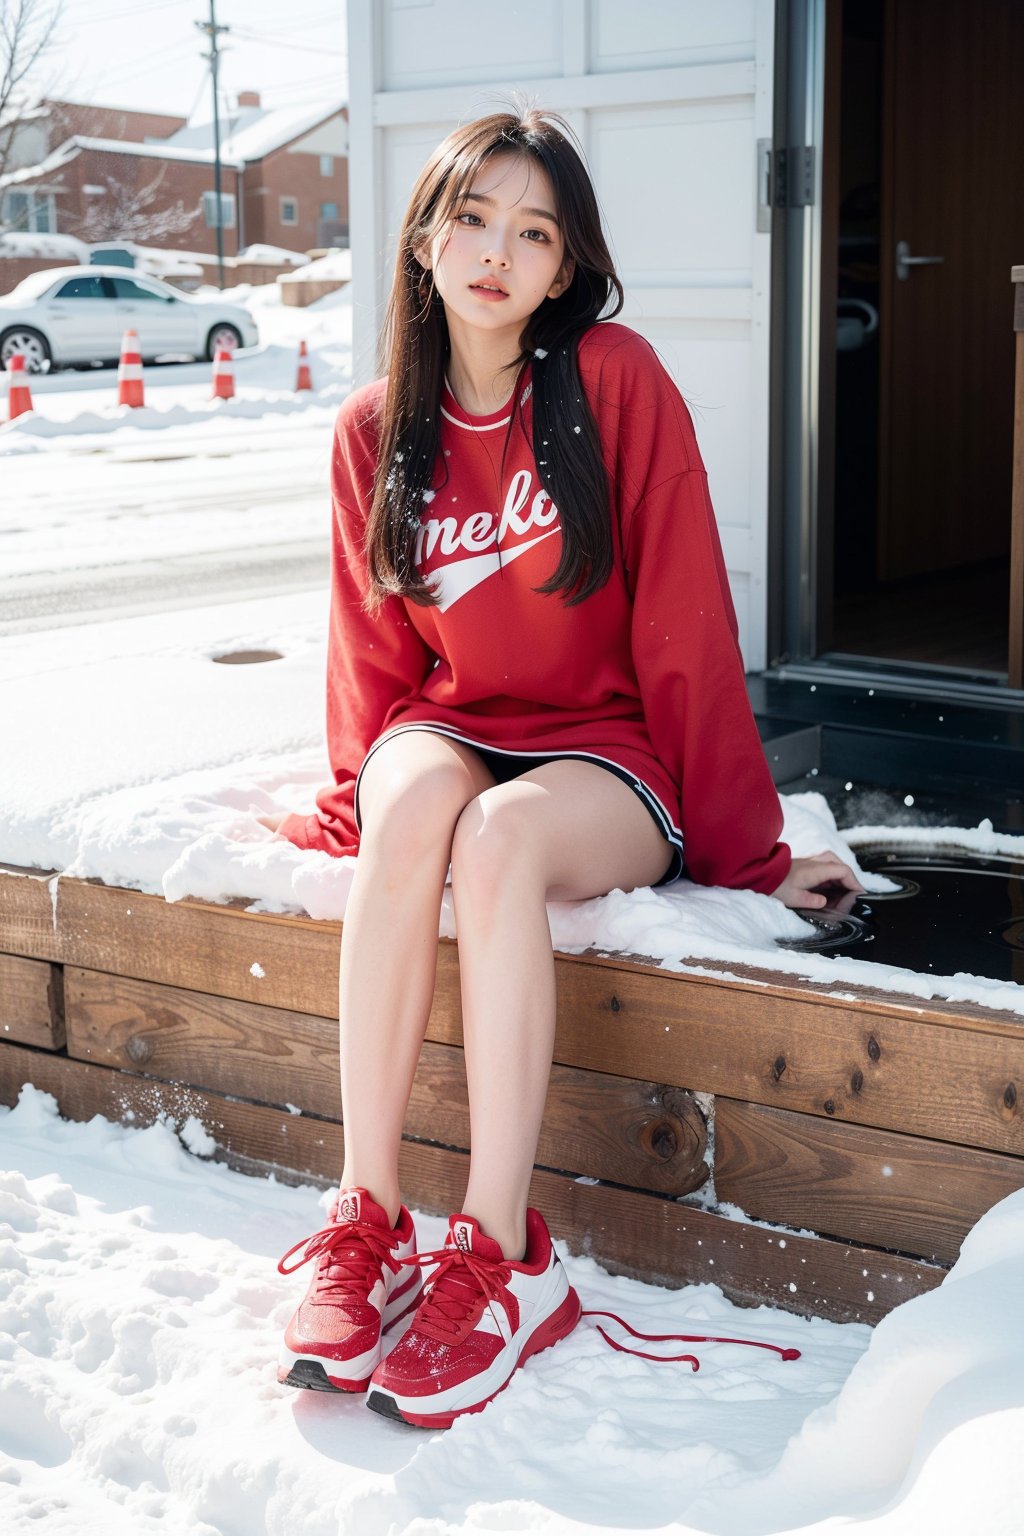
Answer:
[{"left": 444, "top": 321, "right": 523, "bottom": 415}]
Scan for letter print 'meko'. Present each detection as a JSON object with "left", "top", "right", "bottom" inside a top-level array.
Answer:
[{"left": 413, "top": 469, "right": 561, "bottom": 613}]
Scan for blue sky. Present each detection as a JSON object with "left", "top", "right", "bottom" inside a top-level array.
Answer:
[{"left": 27, "top": 0, "right": 347, "bottom": 122}]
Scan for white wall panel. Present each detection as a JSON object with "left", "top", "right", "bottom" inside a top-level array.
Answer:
[
  {"left": 590, "top": 0, "right": 756, "bottom": 71},
  {"left": 348, "top": 0, "right": 775, "bottom": 667},
  {"left": 590, "top": 104, "right": 755, "bottom": 281},
  {"left": 381, "top": 0, "right": 561, "bottom": 91}
]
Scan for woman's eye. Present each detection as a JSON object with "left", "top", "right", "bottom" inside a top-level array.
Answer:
[
  {"left": 458, "top": 212, "right": 481, "bottom": 226},
  {"left": 524, "top": 229, "right": 550, "bottom": 243}
]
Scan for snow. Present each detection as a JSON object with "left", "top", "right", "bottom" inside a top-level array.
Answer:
[
  {"left": 0, "top": 230, "right": 87, "bottom": 260},
  {"left": 1, "top": 1083, "right": 1022, "bottom": 1534},
  {"left": 167, "top": 100, "right": 345, "bottom": 165},
  {"left": 279, "top": 249, "right": 350, "bottom": 284},
  {"left": 238, "top": 244, "right": 310, "bottom": 268}
]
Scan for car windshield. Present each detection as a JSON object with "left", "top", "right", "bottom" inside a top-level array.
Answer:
[{"left": 7, "top": 269, "right": 67, "bottom": 302}]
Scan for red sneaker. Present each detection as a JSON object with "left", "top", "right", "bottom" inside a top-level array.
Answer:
[
  {"left": 277, "top": 1187, "right": 423, "bottom": 1393},
  {"left": 366, "top": 1207, "right": 581, "bottom": 1427}
]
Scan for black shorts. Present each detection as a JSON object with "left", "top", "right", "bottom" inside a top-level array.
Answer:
[
  {"left": 356, "top": 728, "right": 684, "bottom": 887},
  {"left": 468, "top": 744, "right": 683, "bottom": 887}
]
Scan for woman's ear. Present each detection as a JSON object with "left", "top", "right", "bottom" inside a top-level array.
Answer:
[
  {"left": 548, "top": 256, "right": 575, "bottom": 299},
  {"left": 413, "top": 242, "right": 432, "bottom": 273}
]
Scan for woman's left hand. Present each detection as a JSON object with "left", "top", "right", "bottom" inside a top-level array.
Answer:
[{"left": 769, "top": 850, "right": 866, "bottom": 911}]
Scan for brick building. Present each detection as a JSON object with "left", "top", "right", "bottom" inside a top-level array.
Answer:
[{"left": 0, "top": 94, "right": 348, "bottom": 260}]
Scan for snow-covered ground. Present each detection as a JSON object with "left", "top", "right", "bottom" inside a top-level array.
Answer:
[
  {"left": 2, "top": 1084, "right": 1023, "bottom": 1535},
  {"left": 3, "top": 278, "right": 1024, "bottom": 1532}
]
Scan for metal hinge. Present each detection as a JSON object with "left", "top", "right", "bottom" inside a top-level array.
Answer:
[{"left": 758, "top": 142, "right": 816, "bottom": 224}]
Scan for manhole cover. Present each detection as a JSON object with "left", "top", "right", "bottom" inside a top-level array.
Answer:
[
  {"left": 211, "top": 649, "right": 283, "bottom": 665},
  {"left": 774, "top": 842, "right": 1024, "bottom": 981}
]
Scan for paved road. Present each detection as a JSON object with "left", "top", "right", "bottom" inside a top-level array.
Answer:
[
  {"left": 0, "top": 410, "right": 332, "bottom": 634},
  {"left": 0, "top": 539, "right": 329, "bottom": 634}
]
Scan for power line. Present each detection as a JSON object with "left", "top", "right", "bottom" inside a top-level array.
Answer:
[
  {"left": 72, "top": 0, "right": 191, "bottom": 29},
  {"left": 228, "top": 25, "right": 345, "bottom": 57}
]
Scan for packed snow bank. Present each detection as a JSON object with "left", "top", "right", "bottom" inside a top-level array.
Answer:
[{"left": 0, "top": 1084, "right": 1021, "bottom": 1534}]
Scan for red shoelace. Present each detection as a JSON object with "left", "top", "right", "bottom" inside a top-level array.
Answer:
[
  {"left": 401, "top": 1244, "right": 513, "bottom": 1340},
  {"left": 402, "top": 1245, "right": 801, "bottom": 1369},
  {"left": 277, "top": 1218, "right": 402, "bottom": 1306}
]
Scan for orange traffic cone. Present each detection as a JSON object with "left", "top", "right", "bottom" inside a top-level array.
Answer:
[
  {"left": 117, "top": 329, "right": 145, "bottom": 408},
  {"left": 211, "top": 346, "right": 235, "bottom": 401},
  {"left": 295, "top": 338, "right": 312, "bottom": 392},
  {"left": 6, "top": 353, "right": 33, "bottom": 420}
]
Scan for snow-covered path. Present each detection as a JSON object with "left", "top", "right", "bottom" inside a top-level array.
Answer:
[
  {"left": 2, "top": 1086, "right": 1023, "bottom": 1535},
  {"left": 0, "top": 409, "right": 334, "bottom": 630}
]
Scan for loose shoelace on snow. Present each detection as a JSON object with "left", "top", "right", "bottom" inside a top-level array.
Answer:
[
  {"left": 277, "top": 1219, "right": 402, "bottom": 1305},
  {"left": 403, "top": 1245, "right": 801, "bottom": 1368}
]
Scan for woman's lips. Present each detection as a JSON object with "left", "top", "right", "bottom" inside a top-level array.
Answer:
[{"left": 470, "top": 285, "right": 508, "bottom": 301}]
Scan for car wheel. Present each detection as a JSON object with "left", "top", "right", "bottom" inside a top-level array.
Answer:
[
  {"left": 206, "top": 323, "right": 242, "bottom": 360},
  {"left": 1, "top": 327, "right": 52, "bottom": 373}
]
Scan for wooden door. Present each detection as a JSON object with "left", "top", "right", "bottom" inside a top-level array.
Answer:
[{"left": 878, "top": 0, "right": 1024, "bottom": 582}]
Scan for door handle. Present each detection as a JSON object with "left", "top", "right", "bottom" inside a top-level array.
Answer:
[{"left": 896, "top": 240, "right": 945, "bottom": 281}]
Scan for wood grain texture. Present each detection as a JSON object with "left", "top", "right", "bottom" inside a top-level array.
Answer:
[
  {"left": 715, "top": 1099, "right": 1024, "bottom": 1265},
  {"left": 64, "top": 968, "right": 709, "bottom": 1197},
  {"left": 0, "top": 1041, "right": 944, "bottom": 1325},
  {"left": 0, "top": 954, "right": 65, "bottom": 1049},
  {"left": 2, "top": 872, "right": 1023, "bottom": 1156},
  {"left": 5, "top": 870, "right": 1023, "bottom": 1034},
  {"left": 0, "top": 868, "right": 60, "bottom": 963}
]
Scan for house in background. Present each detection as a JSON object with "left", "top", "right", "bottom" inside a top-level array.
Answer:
[
  {"left": 347, "top": 0, "right": 1024, "bottom": 810},
  {"left": 0, "top": 93, "right": 349, "bottom": 259}
]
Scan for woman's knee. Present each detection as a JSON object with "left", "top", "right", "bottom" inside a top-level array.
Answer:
[
  {"left": 451, "top": 787, "right": 547, "bottom": 898},
  {"left": 358, "top": 735, "right": 494, "bottom": 861}
]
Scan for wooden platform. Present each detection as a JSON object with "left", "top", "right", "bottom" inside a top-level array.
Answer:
[{"left": 3, "top": 864, "right": 1023, "bottom": 1326}]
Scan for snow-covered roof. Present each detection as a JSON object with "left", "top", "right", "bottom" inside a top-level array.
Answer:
[
  {"left": 0, "top": 135, "right": 245, "bottom": 189},
  {"left": 168, "top": 100, "right": 345, "bottom": 163},
  {"left": 0, "top": 140, "right": 80, "bottom": 189},
  {"left": 70, "top": 135, "right": 245, "bottom": 170}
]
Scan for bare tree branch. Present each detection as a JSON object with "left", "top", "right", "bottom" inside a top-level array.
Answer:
[
  {"left": 68, "top": 160, "right": 201, "bottom": 244},
  {"left": 0, "top": 0, "right": 63, "bottom": 183}
]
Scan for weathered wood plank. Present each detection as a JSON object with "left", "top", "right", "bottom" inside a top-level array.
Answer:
[
  {"left": 715, "top": 1099, "right": 1024, "bottom": 1266},
  {"left": 0, "top": 954, "right": 65, "bottom": 1049},
  {"left": 64, "top": 968, "right": 709, "bottom": 1197},
  {"left": 6, "top": 868, "right": 1024, "bottom": 1037},
  {"left": 4, "top": 872, "right": 1023, "bottom": 1155},
  {"left": 0, "top": 1041, "right": 943, "bottom": 1324},
  {"left": 0, "top": 868, "right": 60, "bottom": 963}
]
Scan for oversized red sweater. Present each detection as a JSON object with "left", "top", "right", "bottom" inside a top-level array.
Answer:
[{"left": 279, "top": 321, "right": 792, "bottom": 894}]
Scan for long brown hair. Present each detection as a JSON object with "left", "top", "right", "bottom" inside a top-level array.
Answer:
[{"left": 363, "top": 103, "right": 624, "bottom": 613}]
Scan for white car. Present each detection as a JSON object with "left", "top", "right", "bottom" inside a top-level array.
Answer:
[{"left": 0, "top": 265, "right": 259, "bottom": 372}]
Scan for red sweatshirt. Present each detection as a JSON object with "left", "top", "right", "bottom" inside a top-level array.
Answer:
[{"left": 279, "top": 321, "right": 792, "bottom": 894}]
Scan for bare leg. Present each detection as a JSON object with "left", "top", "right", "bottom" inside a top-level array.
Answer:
[
  {"left": 337, "top": 732, "right": 495, "bottom": 1225},
  {"left": 449, "top": 761, "right": 673, "bottom": 1259}
]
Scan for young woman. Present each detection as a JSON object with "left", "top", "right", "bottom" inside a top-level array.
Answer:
[{"left": 273, "top": 106, "right": 863, "bottom": 1428}]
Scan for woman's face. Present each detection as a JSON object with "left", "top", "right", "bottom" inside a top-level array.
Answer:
[{"left": 417, "top": 152, "right": 574, "bottom": 342}]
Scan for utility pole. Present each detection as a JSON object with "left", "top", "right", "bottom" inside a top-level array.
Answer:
[{"left": 195, "top": 0, "right": 230, "bottom": 289}]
